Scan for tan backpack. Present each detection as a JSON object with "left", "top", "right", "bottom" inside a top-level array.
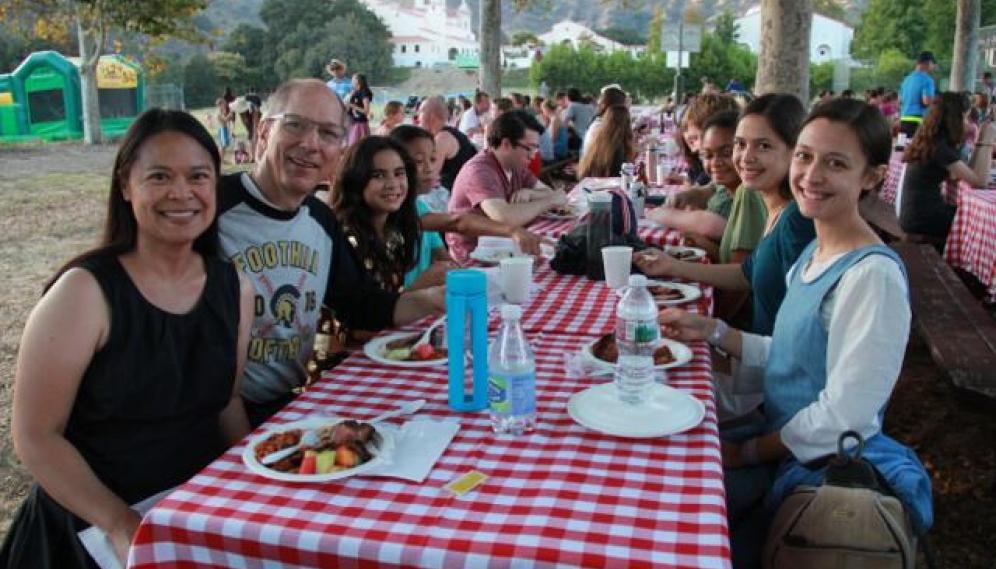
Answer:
[{"left": 762, "top": 431, "right": 922, "bottom": 569}]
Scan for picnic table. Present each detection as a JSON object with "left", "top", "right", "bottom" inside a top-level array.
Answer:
[
  {"left": 945, "top": 187, "right": 996, "bottom": 301},
  {"left": 127, "top": 260, "right": 730, "bottom": 568}
]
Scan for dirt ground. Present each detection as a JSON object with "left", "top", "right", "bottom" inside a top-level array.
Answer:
[{"left": 1, "top": 143, "right": 994, "bottom": 567}]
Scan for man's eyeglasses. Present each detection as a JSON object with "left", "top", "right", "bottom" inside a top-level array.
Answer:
[
  {"left": 514, "top": 141, "right": 540, "bottom": 155},
  {"left": 267, "top": 113, "right": 347, "bottom": 146}
]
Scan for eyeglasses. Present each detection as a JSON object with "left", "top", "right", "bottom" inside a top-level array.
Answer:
[
  {"left": 514, "top": 141, "right": 540, "bottom": 155},
  {"left": 267, "top": 113, "right": 347, "bottom": 146}
]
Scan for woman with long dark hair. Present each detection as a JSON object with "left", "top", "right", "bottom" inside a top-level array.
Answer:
[
  {"left": 576, "top": 103, "right": 635, "bottom": 179},
  {"left": 900, "top": 91, "right": 995, "bottom": 241},
  {"left": 1, "top": 109, "right": 254, "bottom": 568},
  {"left": 346, "top": 73, "right": 374, "bottom": 145},
  {"left": 332, "top": 136, "right": 425, "bottom": 290},
  {"left": 329, "top": 136, "right": 447, "bottom": 346},
  {"left": 580, "top": 86, "right": 628, "bottom": 158}
]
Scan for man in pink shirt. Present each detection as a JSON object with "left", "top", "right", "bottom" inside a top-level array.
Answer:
[{"left": 447, "top": 110, "right": 567, "bottom": 263}]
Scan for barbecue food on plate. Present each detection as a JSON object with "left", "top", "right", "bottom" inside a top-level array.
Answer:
[
  {"left": 672, "top": 249, "right": 700, "bottom": 261},
  {"left": 590, "top": 332, "right": 675, "bottom": 366},
  {"left": 253, "top": 420, "right": 380, "bottom": 474},
  {"left": 647, "top": 284, "right": 684, "bottom": 301},
  {"left": 382, "top": 331, "right": 447, "bottom": 362}
]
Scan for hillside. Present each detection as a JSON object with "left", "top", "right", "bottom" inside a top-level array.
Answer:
[{"left": 203, "top": 0, "right": 870, "bottom": 39}]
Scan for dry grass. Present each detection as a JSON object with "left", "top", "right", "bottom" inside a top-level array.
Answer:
[{"left": 0, "top": 144, "right": 115, "bottom": 534}]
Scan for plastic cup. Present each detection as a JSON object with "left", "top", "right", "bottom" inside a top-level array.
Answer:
[
  {"left": 656, "top": 161, "right": 669, "bottom": 185},
  {"left": 499, "top": 257, "right": 533, "bottom": 304},
  {"left": 601, "top": 246, "right": 633, "bottom": 290}
]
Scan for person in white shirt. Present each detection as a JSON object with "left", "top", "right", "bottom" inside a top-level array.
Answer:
[
  {"left": 458, "top": 91, "right": 491, "bottom": 137},
  {"left": 657, "top": 98, "right": 932, "bottom": 566}
]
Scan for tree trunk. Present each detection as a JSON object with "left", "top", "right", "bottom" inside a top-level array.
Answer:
[
  {"left": 76, "top": 16, "right": 104, "bottom": 145},
  {"left": 950, "top": 0, "right": 981, "bottom": 92},
  {"left": 479, "top": 0, "right": 501, "bottom": 98},
  {"left": 755, "top": 0, "right": 812, "bottom": 103}
]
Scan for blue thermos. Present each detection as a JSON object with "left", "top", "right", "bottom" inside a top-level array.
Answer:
[{"left": 446, "top": 270, "right": 489, "bottom": 411}]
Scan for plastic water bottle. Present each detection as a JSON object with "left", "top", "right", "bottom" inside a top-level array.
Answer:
[
  {"left": 488, "top": 304, "right": 537, "bottom": 435},
  {"left": 614, "top": 274, "right": 661, "bottom": 405}
]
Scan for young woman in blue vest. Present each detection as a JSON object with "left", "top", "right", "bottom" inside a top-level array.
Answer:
[{"left": 658, "top": 99, "right": 933, "bottom": 567}]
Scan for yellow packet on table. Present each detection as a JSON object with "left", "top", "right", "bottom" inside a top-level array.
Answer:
[{"left": 444, "top": 470, "right": 488, "bottom": 496}]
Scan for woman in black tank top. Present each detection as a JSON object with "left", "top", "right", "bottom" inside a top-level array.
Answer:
[{"left": 1, "top": 109, "right": 253, "bottom": 569}]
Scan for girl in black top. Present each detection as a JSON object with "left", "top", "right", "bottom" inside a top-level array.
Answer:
[
  {"left": 900, "top": 91, "right": 995, "bottom": 241},
  {"left": 347, "top": 73, "right": 374, "bottom": 145}
]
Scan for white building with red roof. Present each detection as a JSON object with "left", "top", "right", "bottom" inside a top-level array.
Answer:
[{"left": 361, "top": 0, "right": 478, "bottom": 68}]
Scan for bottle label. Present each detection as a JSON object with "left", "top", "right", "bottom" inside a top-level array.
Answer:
[
  {"left": 622, "top": 319, "right": 660, "bottom": 343},
  {"left": 488, "top": 371, "right": 535, "bottom": 416}
]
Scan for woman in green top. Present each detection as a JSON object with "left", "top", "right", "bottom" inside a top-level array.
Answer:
[
  {"left": 645, "top": 110, "right": 746, "bottom": 253},
  {"left": 635, "top": 94, "right": 815, "bottom": 337}
]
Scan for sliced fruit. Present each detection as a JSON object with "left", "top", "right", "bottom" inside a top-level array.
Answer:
[
  {"left": 315, "top": 450, "right": 337, "bottom": 474},
  {"left": 299, "top": 450, "right": 318, "bottom": 475},
  {"left": 336, "top": 445, "right": 359, "bottom": 468},
  {"left": 412, "top": 343, "right": 437, "bottom": 360}
]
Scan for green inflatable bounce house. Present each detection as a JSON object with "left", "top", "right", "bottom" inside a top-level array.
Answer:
[{"left": 0, "top": 50, "right": 145, "bottom": 143}]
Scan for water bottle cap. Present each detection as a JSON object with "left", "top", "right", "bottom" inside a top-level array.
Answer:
[
  {"left": 446, "top": 269, "right": 487, "bottom": 294},
  {"left": 628, "top": 274, "right": 648, "bottom": 287},
  {"left": 500, "top": 304, "right": 522, "bottom": 320}
]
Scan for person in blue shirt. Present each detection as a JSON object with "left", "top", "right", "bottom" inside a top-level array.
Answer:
[
  {"left": 325, "top": 58, "right": 352, "bottom": 103},
  {"left": 898, "top": 51, "right": 937, "bottom": 138}
]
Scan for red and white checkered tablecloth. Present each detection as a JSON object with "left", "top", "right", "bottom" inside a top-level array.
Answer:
[
  {"left": 944, "top": 188, "right": 996, "bottom": 299},
  {"left": 492, "top": 264, "right": 712, "bottom": 336},
  {"left": 128, "top": 267, "right": 728, "bottom": 569},
  {"left": 879, "top": 151, "right": 905, "bottom": 205},
  {"left": 528, "top": 217, "right": 685, "bottom": 249},
  {"left": 128, "top": 329, "right": 729, "bottom": 569}
]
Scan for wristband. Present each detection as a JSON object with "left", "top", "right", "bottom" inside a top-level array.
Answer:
[
  {"left": 707, "top": 319, "right": 730, "bottom": 348},
  {"left": 740, "top": 438, "right": 760, "bottom": 466}
]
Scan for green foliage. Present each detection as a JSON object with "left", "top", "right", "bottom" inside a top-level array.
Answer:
[
  {"left": 511, "top": 32, "right": 541, "bottom": 47},
  {"left": 853, "top": 0, "right": 996, "bottom": 65},
  {"left": 221, "top": 24, "right": 270, "bottom": 80},
  {"left": 686, "top": 34, "right": 757, "bottom": 94},
  {"left": 838, "top": 49, "right": 911, "bottom": 94},
  {"left": 852, "top": 0, "right": 929, "bottom": 61},
  {"left": 875, "top": 48, "right": 915, "bottom": 89},
  {"left": 0, "top": 27, "right": 58, "bottom": 72},
  {"left": 184, "top": 52, "right": 220, "bottom": 108},
  {"left": 219, "top": 0, "right": 393, "bottom": 88},
  {"left": 531, "top": 28, "right": 756, "bottom": 103},
  {"left": 814, "top": 0, "right": 847, "bottom": 21},
  {"left": 712, "top": 10, "right": 739, "bottom": 45},
  {"left": 646, "top": 6, "right": 664, "bottom": 54},
  {"left": 921, "top": 0, "right": 956, "bottom": 63},
  {"left": 208, "top": 51, "right": 247, "bottom": 83},
  {"left": 503, "top": 68, "right": 531, "bottom": 89},
  {"left": 597, "top": 26, "right": 646, "bottom": 46},
  {"left": 809, "top": 61, "right": 835, "bottom": 95}
]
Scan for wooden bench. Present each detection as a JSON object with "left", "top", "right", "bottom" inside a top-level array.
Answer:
[
  {"left": 892, "top": 242, "right": 996, "bottom": 403},
  {"left": 860, "top": 193, "right": 906, "bottom": 241}
]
